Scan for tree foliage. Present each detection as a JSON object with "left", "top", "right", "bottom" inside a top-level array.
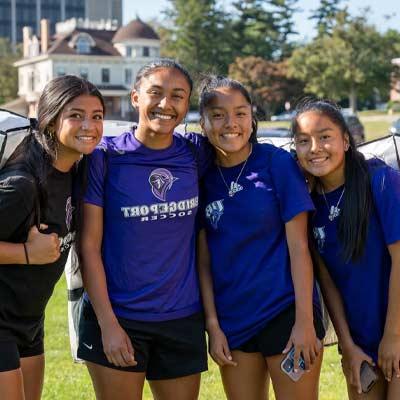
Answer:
[
  {"left": 268, "top": 0, "right": 300, "bottom": 57},
  {"left": 160, "top": 0, "right": 232, "bottom": 77},
  {"left": 309, "top": 0, "right": 346, "bottom": 37},
  {"left": 231, "top": 0, "right": 299, "bottom": 60},
  {"left": 230, "top": 0, "right": 277, "bottom": 59},
  {"left": 0, "top": 39, "right": 19, "bottom": 105},
  {"left": 288, "top": 11, "right": 398, "bottom": 111},
  {"left": 229, "top": 56, "right": 304, "bottom": 116}
]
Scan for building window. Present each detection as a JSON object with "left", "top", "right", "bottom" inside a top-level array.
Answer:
[
  {"left": 125, "top": 69, "right": 132, "bottom": 85},
  {"left": 126, "top": 46, "right": 132, "bottom": 57},
  {"left": 80, "top": 68, "right": 88, "bottom": 80},
  {"left": 102, "top": 68, "right": 110, "bottom": 83},
  {"left": 143, "top": 46, "right": 149, "bottom": 57},
  {"left": 76, "top": 37, "right": 91, "bottom": 54},
  {"left": 56, "top": 67, "right": 66, "bottom": 77}
]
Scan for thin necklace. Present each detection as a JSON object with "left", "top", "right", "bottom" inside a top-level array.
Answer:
[
  {"left": 321, "top": 186, "right": 345, "bottom": 221},
  {"left": 217, "top": 144, "right": 253, "bottom": 197}
]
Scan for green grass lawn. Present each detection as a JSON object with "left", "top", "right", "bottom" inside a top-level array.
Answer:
[{"left": 43, "top": 277, "right": 347, "bottom": 399}]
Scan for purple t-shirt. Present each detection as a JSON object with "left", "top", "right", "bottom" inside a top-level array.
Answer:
[
  {"left": 202, "top": 143, "right": 316, "bottom": 348},
  {"left": 311, "top": 160, "right": 400, "bottom": 361},
  {"left": 84, "top": 130, "right": 211, "bottom": 321}
]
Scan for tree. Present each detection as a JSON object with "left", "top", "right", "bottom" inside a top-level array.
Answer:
[
  {"left": 231, "top": 0, "right": 277, "bottom": 59},
  {"left": 231, "top": 0, "right": 299, "bottom": 60},
  {"left": 229, "top": 56, "right": 304, "bottom": 116},
  {"left": 268, "top": 0, "right": 300, "bottom": 58},
  {"left": 309, "top": 0, "right": 346, "bottom": 37},
  {"left": 160, "top": 0, "right": 232, "bottom": 77},
  {"left": 288, "top": 11, "right": 395, "bottom": 112},
  {"left": 0, "top": 38, "right": 19, "bottom": 105},
  {"left": 382, "top": 29, "right": 400, "bottom": 101}
]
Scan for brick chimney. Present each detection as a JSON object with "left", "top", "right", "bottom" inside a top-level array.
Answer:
[
  {"left": 22, "top": 26, "right": 32, "bottom": 58},
  {"left": 40, "top": 19, "right": 50, "bottom": 54}
]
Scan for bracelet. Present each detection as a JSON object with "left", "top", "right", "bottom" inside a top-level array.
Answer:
[{"left": 23, "top": 242, "right": 30, "bottom": 265}]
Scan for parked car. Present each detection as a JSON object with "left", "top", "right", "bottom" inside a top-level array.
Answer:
[
  {"left": 257, "top": 127, "right": 290, "bottom": 138},
  {"left": 103, "top": 120, "right": 135, "bottom": 136},
  {"left": 257, "top": 127, "right": 292, "bottom": 150},
  {"left": 343, "top": 114, "right": 365, "bottom": 144},
  {"left": 390, "top": 119, "right": 400, "bottom": 135},
  {"left": 185, "top": 111, "right": 201, "bottom": 123},
  {"left": 270, "top": 111, "right": 295, "bottom": 122}
]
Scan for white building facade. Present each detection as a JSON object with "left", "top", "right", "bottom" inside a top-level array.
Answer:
[{"left": 13, "top": 18, "right": 160, "bottom": 119}]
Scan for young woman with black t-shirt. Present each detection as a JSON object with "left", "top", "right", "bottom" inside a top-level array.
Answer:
[{"left": 0, "top": 75, "right": 105, "bottom": 400}]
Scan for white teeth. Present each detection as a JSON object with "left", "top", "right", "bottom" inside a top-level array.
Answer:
[
  {"left": 153, "top": 113, "right": 173, "bottom": 120},
  {"left": 310, "top": 157, "right": 327, "bottom": 164},
  {"left": 222, "top": 133, "right": 239, "bottom": 138},
  {"left": 77, "top": 136, "right": 96, "bottom": 142}
]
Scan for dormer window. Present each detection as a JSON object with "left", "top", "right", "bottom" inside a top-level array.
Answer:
[
  {"left": 76, "top": 37, "right": 91, "bottom": 54},
  {"left": 69, "top": 33, "right": 95, "bottom": 54}
]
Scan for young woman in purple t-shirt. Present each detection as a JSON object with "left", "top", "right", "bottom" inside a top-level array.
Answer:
[
  {"left": 293, "top": 98, "right": 400, "bottom": 399},
  {"left": 197, "top": 76, "right": 325, "bottom": 400},
  {"left": 78, "top": 60, "right": 209, "bottom": 400}
]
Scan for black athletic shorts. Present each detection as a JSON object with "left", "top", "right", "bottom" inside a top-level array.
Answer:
[
  {"left": 77, "top": 301, "right": 208, "bottom": 380},
  {"left": 234, "top": 304, "right": 325, "bottom": 357},
  {"left": 0, "top": 324, "right": 44, "bottom": 372}
]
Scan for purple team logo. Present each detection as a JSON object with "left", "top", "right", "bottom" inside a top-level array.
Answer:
[
  {"left": 149, "top": 168, "right": 178, "bottom": 201},
  {"left": 65, "top": 196, "right": 74, "bottom": 231},
  {"left": 205, "top": 200, "right": 224, "bottom": 229}
]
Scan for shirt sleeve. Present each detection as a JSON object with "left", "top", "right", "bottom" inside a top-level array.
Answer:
[
  {"left": 371, "top": 165, "right": 400, "bottom": 245},
  {"left": 84, "top": 148, "right": 107, "bottom": 208},
  {"left": 183, "top": 132, "right": 214, "bottom": 178},
  {"left": 0, "top": 175, "right": 35, "bottom": 240},
  {"left": 269, "top": 147, "right": 314, "bottom": 223}
]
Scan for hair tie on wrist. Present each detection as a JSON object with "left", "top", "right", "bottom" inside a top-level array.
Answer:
[{"left": 23, "top": 243, "right": 30, "bottom": 265}]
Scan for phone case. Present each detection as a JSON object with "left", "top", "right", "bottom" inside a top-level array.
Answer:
[
  {"left": 360, "top": 361, "right": 378, "bottom": 393},
  {"left": 280, "top": 347, "right": 306, "bottom": 382}
]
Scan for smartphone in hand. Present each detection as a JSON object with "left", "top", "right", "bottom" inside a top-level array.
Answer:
[
  {"left": 280, "top": 346, "right": 306, "bottom": 382},
  {"left": 360, "top": 361, "right": 378, "bottom": 393}
]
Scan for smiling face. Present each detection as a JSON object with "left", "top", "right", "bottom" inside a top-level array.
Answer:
[
  {"left": 131, "top": 67, "right": 191, "bottom": 146},
  {"left": 201, "top": 87, "right": 253, "bottom": 165},
  {"left": 53, "top": 94, "right": 104, "bottom": 169},
  {"left": 294, "top": 111, "right": 349, "bottom": 188}
]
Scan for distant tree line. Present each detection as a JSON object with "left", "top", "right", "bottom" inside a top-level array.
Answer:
[{"left": 158, "top": 0, "right": 400, "bottom": 115}]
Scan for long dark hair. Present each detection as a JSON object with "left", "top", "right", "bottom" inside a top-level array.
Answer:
[
  {"left": 292, "top": 98, "right": 372, "bottom": 262},
  {"left": 198, "top": 75, "right": 258, "bottom": 143},
  {"left": 10, "top": 75, "right": 105, "bottom": 209}
]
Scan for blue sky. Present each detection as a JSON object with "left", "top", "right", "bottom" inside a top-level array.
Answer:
[{"left": 123, "top": 0, "right": 398, "bottom": 41}]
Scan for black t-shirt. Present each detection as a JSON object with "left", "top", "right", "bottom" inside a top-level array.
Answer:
[{"left": 0, "top": 167, "right": 74, "bottom": 343}]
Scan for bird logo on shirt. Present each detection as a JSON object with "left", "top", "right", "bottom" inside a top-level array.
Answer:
[
  {"left": 149, "top": 168, "right": 179, "bottom": 201},
  {"left": 205, "top": 200, "right": 224, "bottom": 229}
]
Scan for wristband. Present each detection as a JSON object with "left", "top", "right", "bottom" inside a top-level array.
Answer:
[{"left": 23, "top": 242, "right": 30, "bottom": 265}]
